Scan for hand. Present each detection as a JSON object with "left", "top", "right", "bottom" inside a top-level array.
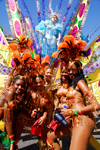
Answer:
[
  {"left": 60, "top": 109, "right": 70, "bottom": 117},
  {"left": 38, "top": 115, "right": 46, "bottom": 125},
  {"left": 47, "top": 124, "right": 52, "bottom": 129},
  {"left": 65, "top": 116, "right": 72, "bottom": 124},
  {"left": 2, "top": 87, "right": 10, "bottom": 94},
  {"left": 31, "top": 109, "right": 37, "bottom": 118},
  {"left": 36, "top": 30, "right": 44, "bottom": 36},
  {"left": 36, "top": 30, "right": 39, "bottom": 33}
]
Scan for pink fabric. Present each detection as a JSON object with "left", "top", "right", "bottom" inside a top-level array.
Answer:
[
  {"left": 31, "top": 119, "right": 44, "bottom": 137},
  {"left": 49, "top": 119, "right": 58, "bottom": 131}
]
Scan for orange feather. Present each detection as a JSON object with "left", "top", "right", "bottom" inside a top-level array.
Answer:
[
  {"left": 13, "top": 53, "right": 21, "bottom": 64},
  {"left": 42, "top": 55, "right": 50, "bottom": 64},
  {"left": 51, "top": 51, "right": 60, "bottom": 58},
  {"left": 19, "top": 34, "right": 25, "bottom": 42},
  {"left": 58, "top": 42, "right": 70, "bottom": 50},
  {"left": 34, "top": 54, "right": 42, "bottom": 64},
  {"left": 8, "top": 43, "right": 17, "bottom": 52},
  {"left": 26, "top": 38, "right": 33, "bottom": 47},
  {"left": 23, "top": 52, "right": 32, "bottom": 61}
]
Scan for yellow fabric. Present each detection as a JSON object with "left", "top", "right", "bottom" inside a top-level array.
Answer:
[
  {"left": 0, "top": 43, "right": 8, "bottom": 52},
  {"left": 89, "top": 135, "right": 100, "bottom": 150},
  {"left": 87, "top": 71, "right": 100, "bottom": 104},
  {"left": 0, "top": 44, "right": 12, "bottom": 67},
  {"left": 6, "top": 52, "right": 12, "bottom": 67},
  {"left": 0, "top": 120, "right": 4, "bottom": 130},
  {"left": 54, "top": 62, "right": 61, "bottom": 83},
  {"left": 0, "top": 75, "right": 8, "bottom": 87},
  {"left": 0, "top": 75, "right": 8, "bottom": 95},
  {"left": 80, "top": 35, "right": 100, "bottom": 67}
]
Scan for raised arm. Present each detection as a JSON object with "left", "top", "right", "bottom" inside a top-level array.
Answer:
[{"left": 77, "top": 79, "right": 99, "bottom": 114}]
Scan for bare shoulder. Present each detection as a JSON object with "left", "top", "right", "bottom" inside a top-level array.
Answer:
[{"left": 77, "top": 79, "right": 89, "bottom": 94}]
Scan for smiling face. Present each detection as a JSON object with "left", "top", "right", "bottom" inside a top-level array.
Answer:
[
  {"left": 35, "top": 76, "right": 44, "bottom": 91},
  {"left": 61, "top": 68, "right": 68, "bottom": 83},
  {"left": 67, "top": 63, "right": 79, "bottom": 80},
  {"left": 13, "top": 79, "right": 25, "bottom": 95},
  {"left": 45, "top": 68, "right": 52, "bottom": 82}
]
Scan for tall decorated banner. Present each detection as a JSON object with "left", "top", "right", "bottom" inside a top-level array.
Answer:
[
  {"left": 0, "top": 28, "right": 12, "bottom": 67},
  {"left": 0, "top": 28, "right": 12, "bottom": 95},
  {"left": 24, "top": 16, "right": 35, "bottom": 40},
  {"left": 81, "top": 35, "right": 100, "bottom": 66},
  {"left": 81, "top": 35, "right": 100, "bottom": 104},
  {"left": 5, "top": 0, "right": 24, "bottom": 38},
  {"left": 24, "top": 16, "right": 36, "bottom": 58},
  {"left": 71, "top": 0, "right": 91, "bottom": 38}
]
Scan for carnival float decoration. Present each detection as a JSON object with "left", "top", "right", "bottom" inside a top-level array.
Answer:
[
  {"left": 4, "top": 0, "right": 100, "bottom": 102},
  {"left": 5, "top": 0, "right": 25, "bottom": 38},
  {"left": 82, "top": 35, "right": 100, "bottom": 104},
  {"left": 0, "top": 27, "right": 12, "bottom": 96},
  {"left": 5, "top": 0, "right": 35, "bottom": 58}
]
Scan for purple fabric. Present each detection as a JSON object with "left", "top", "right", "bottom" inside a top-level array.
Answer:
[{"left": 96, "top": 37, "right": 100, "bottom": 42}]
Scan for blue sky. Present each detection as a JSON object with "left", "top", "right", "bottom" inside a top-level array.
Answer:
[{"left": 0, "top": 0, "right": 100, "bottom": 48}]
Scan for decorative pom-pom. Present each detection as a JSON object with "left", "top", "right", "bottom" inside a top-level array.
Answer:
[{"left": 62, "top": 16, "right": 66, "bottom": 22}]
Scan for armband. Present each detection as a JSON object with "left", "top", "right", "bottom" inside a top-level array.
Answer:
[
  {"left": 74, "top": 109, "right": 78, "bottom": 115},
  {"left": 84, "top": 91, "right": 97, "bottom": 115},
  {"left": 69, "top": 109, "right": 73, "bottom": 116},
  {"left": 78, "top": 109, "right": 83, "bottom": 116},
  {"left": 84, "top": 91, "right": 94, "bottom": 105},
  {"left": 8, "top": 134, "right": 14, "bottom": 139},
  {"left": 10, "top": 140, "right": 15, "bottom": 144},
  {"left": 47, "top": 139, "right": 54, "bottom": 149}
]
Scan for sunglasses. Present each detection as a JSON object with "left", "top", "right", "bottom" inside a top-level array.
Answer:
[{"left": 68, "top": 68, "right": 77, "bottom": 72}]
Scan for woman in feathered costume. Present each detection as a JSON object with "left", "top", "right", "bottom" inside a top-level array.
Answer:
[
  {"left": 1, "top": 34, "right": 52, "bottom": 150},
  {"left": 5, "top": 34, "right": 36, "bottom": 90},
  {"left": 47, "top": 35, "right": 99, "bottom": 150}
]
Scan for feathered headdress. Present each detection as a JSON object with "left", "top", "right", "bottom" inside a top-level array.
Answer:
[
  {"left": 7, "top": 34, "right": 51, "bottom": 86},
  {"left": 52, "top": 35, "right": 87, "bottom": 64},
  {"left": 7, "top": 34, "right": 38, "bottom": 86},
  {"left": 8, "top": 34, "right": 33, "bottom": 53},
  {"left": 34, "top": 54, "right": 51, "bottom": 75},
  {"left": 9, "top": 51, "right": 37, "bottom": 81}
]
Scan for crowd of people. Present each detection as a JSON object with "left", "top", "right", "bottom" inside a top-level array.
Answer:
[{"left": 0, "top": 34, "right": 99, "bottom": 150}]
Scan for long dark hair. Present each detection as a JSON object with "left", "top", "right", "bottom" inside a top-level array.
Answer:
[{"left": 68, "top": 61, "right": 87, "bottom": 88}]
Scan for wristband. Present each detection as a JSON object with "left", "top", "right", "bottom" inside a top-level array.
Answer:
[
  {"left": 8, "top": 134, "right": 14, "bottom": 139},
  {"left": 74, "top": 109, "right": 78, "bottom": 115},
  {"left": 10, "top": 140, "right": 15, "bottom": 144},
  {"left": 78, "top": 109, "right": 83, "bottom": 116},
  {"left": 58, "top": 104, "right": 61, "bottom": 107},
  {"left": 69, "top": 109, "right": 73, "bottom": 116}
]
